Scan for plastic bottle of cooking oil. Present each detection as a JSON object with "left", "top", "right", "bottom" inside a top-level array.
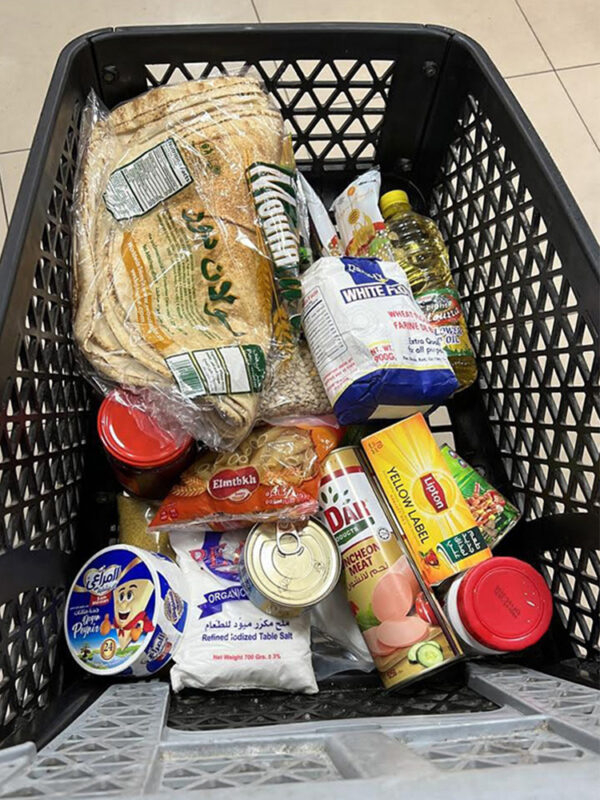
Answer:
[{"left": 380, "top": 190, "right": 477, "bottom": 391}]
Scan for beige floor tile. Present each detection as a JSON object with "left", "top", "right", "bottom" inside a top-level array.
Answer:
[
  {"left": 0, "top": 1, "right": 257, "bottom": 153},
  {"left": 0, "top": 151, "right": 29, "bottom": 221},
  {"left": 558, "top": 65, "right": 600, "bottom": 146},
  {"left": 518, "top": 0, "right": 600, "bottom": 69},
  {"left": 253, "top": 0, "right": 551, "bottom": 77},
  {"left": 508, "top": 71, "right": 600, "bottom": 239}
]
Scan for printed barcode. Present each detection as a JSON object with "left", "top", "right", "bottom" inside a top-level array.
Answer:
[
  {"left": 103, "top": 137, "right": 193, "bottom": 221},
  {"left": 165, "top": 354, "right": 206, "bottom": 398}
]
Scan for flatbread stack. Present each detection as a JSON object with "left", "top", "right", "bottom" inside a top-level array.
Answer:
[{"left": 73, "top": 76, "right": 284, "bottom": 448}]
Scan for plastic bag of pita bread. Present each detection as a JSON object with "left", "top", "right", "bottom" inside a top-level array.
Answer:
[
  {"left": 71, "top": 77, "right": 300, "bottom": 451},
  {"left": 151, "top": 418, "right": 343, "bottom": 531}
]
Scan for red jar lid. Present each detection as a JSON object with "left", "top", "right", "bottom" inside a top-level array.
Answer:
[
  {"left": 98, "top": 391, "right": 193, "bottom": 469},
  {"left": 457, "top": 557, "right": 553, "bottom": 652}
]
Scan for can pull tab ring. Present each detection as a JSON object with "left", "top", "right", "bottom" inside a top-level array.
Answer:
[{"left": 276, "top": 521, "right": 303, "bottom": 557}]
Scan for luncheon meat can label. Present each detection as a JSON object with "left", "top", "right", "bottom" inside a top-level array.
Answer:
[
  {"left": 362, "top": 414, "right": 492, "bottom": 585},
  {"left": 320, "top": 447, "right": 462, "bottom": 689},
  {"left": 65, "top": 545, "right": 188, "bottom": 677}
]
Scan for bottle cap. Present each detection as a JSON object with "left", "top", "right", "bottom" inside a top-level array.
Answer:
[
  {"left": 98, "top": 391, "right": 193, "bottom": 469},
  {"left": 457, "top": 557, "right": 553, "bottom": 652},
  {"left": 380, "top": 190, "right": 411, "bottom": 218}
]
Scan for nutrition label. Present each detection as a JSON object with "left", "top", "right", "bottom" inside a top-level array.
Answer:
[
  {"left": 104, "top": 138, "right": 192, "bottom": 221},
  {"left": 166, "top": 345, "right": 265, "bottom": 397},
  {"left": 302, "top": 287, "right": 347, "bottom": 369}
]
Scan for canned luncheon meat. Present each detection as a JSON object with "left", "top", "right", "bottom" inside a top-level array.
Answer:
[
  {"left": 240, "top": 519, "right": 341, "bottom": 619},
  {"left": 320, "top": 447, "right": 462, "bottom": 689}
]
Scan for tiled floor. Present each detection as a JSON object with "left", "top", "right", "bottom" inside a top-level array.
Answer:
[{"left": 0, "top": 0, "right": 598, "bottom": 246}]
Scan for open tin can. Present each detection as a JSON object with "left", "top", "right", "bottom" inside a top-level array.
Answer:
[{"left": 240, "top": 519, "right": 341, "bottom": 618}]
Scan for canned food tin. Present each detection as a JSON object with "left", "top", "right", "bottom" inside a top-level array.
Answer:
[
  {"left": 240, "top": 519, "right": 341, "bottom": 618},
  {"left": 320, "top": 446, "right": 463, "bottom": 689}
]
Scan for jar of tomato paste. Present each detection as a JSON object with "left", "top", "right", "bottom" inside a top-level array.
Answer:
[
  {"left": 98, "top": 391, "right": 195, "bottom": 500},
  {"left": 444, "top": 557, "right": 553, "bottom": 654}
]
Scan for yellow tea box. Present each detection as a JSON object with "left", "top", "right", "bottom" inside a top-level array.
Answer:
[{"left": 362, "top": 414, "right": 491, "bottom": 585}]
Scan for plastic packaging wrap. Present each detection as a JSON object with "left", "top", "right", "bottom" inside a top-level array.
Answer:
[
  {"left": 247, "top": 135, "right": 303, "bottom": 331},
  {"left": 72, "top": 77, "right": 298, "bottom": 450},
  {"left": 331, "top": 169, "right": 394, "bottom": 259},
  {"left": 151, "top": 418, "right": 343, "bottom": 530},
  {"left": 298, "top": 173, "right": 342, "bottom": 257},
  {"left": 302, "top": 257, "right": 459, "bottom": 424},
  {"left": 311, "top": 583, "right": 374, "bottom": 679},
  {"left": 258, "top": 339, "right": 332, "bottom": 420},
  {"left": 170, "top": 530, "right": 317, "bottom": 692}
]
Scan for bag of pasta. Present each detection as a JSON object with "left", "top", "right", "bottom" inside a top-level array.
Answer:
[{"left": 151, "top": 418, "right": 342, "bottom": 530}]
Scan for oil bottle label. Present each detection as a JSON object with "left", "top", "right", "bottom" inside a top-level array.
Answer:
[{"left": 416, "top": 288, "right": 474, "bottom": 359}]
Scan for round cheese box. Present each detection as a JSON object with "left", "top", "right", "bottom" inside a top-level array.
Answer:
[{"left": 65, "top": 545, "right": 188, "bottom": 676}]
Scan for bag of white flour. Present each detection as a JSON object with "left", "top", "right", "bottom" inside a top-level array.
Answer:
[
  {"left": 302, "top": 257, "right": 458, "bottom": 424},
  {"left": 170, "top": 530, "right": 317, "bottom": 693}
]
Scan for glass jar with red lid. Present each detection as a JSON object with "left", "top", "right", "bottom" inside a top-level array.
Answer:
[
  {"left": 97, "top": 391, "right": 196, "bottom": 500},
  {"left": 444, "top": 556, "right": 553, "bottom": 655}
]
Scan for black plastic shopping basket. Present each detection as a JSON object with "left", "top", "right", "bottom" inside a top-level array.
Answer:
[{"left": 0, "top": 24, "right": 597, "bottom": 751}]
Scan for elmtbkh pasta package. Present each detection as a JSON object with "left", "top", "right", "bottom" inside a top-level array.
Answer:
[{"left": 151, "top": 419, "right": 343, "bottom": 530}]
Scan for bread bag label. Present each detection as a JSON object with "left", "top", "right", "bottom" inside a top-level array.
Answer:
[
  {"left": 104, "top": 137, "right": 193, "bottom": 220},
  {"left": 166, "top": 344, "right": 266, "bottom": 398},
  {"left": 247, "top": 161, "right": 302, "bottom": 332}
]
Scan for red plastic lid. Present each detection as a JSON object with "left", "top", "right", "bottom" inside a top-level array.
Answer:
[
  {"left": 457, "top": 557, "right": 553, "bottom": 652},
  {"left": 98, "top": 391, "right": 193, "bottom": 469}
]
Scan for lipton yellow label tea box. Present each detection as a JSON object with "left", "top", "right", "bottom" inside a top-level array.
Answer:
[{"left": 362, "top": 414, "right": 491, "bottom": 585}]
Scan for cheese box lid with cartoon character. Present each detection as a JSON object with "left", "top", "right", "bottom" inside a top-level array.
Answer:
[{"left": 65, "top": 545, "right": 188, "bottom": 676}]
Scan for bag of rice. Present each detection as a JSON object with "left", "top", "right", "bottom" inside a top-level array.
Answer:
[{"left": 170, "top": 530, "right": 317, "bottom": 692}]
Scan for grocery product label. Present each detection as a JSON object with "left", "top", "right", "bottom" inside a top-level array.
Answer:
[
  {"left": 417, "top": 288, "right": 475, "bottom": 359},
  {"left": 440, "top": 445, "right": 521, "bottom": 547},
  {"left": 104, "top": 138, "right": 192, "bottom": 220},
  {"left": 119, "top": 202, "right": 247, "bottom": 360},
  {"left": 331, "top": 170, "right": 394, "bottom": 259},
  {"left": 362, "top": 415, "right": 492, "bottom": 585},
  {"left": 247, "top": 161, "right": 302, "bottom": 331},
  {"left": 301, "top": 257, "right": 457, "bottom": 419},
  {"left": 320, "top": 463, "right": 392, "bottom": 552},
  {"left": 320, "top": 448, "right": 462, "bottom": 689},
  {"left": 65, "top": 546, "right": 188, "bottom": 677},
  {"left": 170, "top": 531, "right": 317, "bottom": 693},
  {"left": 152, "top": 422, "right": 343, "bottom": 531},
  {"left": 166, "top": 344, "right": 266, "bottom": 398}
]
